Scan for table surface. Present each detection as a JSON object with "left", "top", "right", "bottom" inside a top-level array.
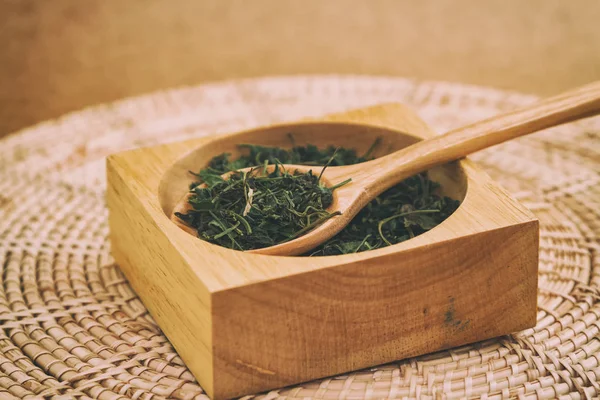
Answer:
[{"left": 0, "top": 76, "right": 599, "bottom": 399}]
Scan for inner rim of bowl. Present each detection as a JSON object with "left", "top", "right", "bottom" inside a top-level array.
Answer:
[{"left": 158, "top": 121, "right": 468, "bottom": 255}]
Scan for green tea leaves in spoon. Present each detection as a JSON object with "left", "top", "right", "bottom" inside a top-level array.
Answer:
[{"left": 176, "top": 163, "right": 349, "bottom": 251}]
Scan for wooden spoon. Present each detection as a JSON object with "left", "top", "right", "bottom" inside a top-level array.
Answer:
[{"left": 172, "top": 81, "right": 600, "bottom": 256}]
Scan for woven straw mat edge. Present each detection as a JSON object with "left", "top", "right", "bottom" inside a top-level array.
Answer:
[{"left": 0, "top": 76, "right": 599, "bottom": 400}]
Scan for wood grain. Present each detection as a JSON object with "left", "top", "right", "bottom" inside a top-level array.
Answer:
[{"left": 107, "top": 103, "right": 539, "bottom": 399}]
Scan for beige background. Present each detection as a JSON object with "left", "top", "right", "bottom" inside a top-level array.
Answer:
[{"left": 1, "top": 0, "right": 599, "bottom": 137}]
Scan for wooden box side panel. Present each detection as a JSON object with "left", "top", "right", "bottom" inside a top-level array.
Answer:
[
  {"left": 107, "top": 157, "right": 216, "bottom": 397},
  {"left": 211, "top": 221, "right": 538, "bottom": 399}
]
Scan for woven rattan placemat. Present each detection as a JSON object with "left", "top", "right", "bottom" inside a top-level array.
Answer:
[{"left": 0, "top": 76, "right": 599, "bottom": 399}]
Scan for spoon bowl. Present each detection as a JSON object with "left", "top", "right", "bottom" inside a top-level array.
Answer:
[{"left": 170, "top": 163, "right": 364, "bottom": 255}]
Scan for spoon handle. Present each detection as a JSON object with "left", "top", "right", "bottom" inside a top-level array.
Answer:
[{"left": 359, "top": 80, "right": 600, "bottom": 195}]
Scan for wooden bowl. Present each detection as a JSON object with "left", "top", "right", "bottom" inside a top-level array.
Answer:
[{"left": 107, "top": 103, "right": 538, "bottom": 400}]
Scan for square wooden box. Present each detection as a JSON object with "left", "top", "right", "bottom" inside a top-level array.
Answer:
[{"left": 107, "top": 103, "right": 539, "bottom": 399}]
